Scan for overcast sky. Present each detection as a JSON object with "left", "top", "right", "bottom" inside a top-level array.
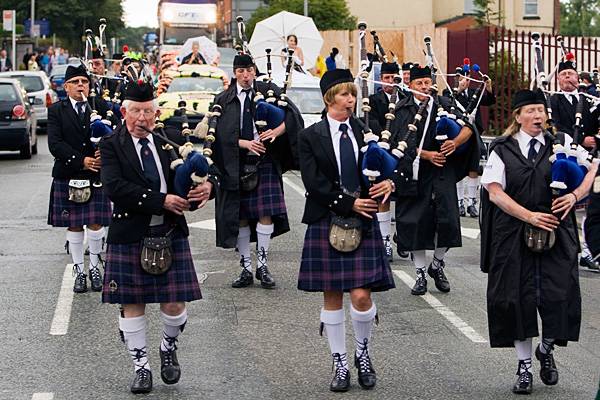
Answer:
[{"left": 123, "top": 0, "right": 159, "bottom": 28}]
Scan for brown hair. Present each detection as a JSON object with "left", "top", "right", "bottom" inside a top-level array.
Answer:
[{"left": 323, "top": 82, "right": 357, "bottom": 107}]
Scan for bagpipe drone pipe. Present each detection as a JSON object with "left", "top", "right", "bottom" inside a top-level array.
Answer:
[{"left": 355, "top": 21, "right": 400, "bottom": 186}]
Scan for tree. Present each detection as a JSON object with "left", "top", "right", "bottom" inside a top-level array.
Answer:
[
  {"left": 473, "top": 0, "right": 503, "bottom": 27},
  {"left": 560, "top": 0, "right": 600, "bottom": 37},
  {"left": 246, "top": 0, "right": 357, "bottom": 38}
]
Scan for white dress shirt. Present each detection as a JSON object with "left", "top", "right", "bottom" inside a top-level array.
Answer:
[
  {"left": 68, "top": 96, "right": 86, "bottom": 114},
  {"left": 326, "top": 115, "right": 359, "bottom": 177},
  {"left": 236, "top": 82, "right": 258, "bottom": 140},
  {"left": 132, "top": 134, "right": 168, "bottom": 226},
  {"left": 482, "top": 129, "right": 573, "bottom": 190},
  {"left": 562, "top": 89, "right": 579, "bottom": 104}
]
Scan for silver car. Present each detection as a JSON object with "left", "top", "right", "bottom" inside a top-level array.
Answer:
[{"left": 0, "top": 71, "right": 58, "bottom": 132}]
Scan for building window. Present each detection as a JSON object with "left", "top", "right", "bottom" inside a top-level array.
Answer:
[{"left": 524, "top": 0, "right": 538, "bottom": 17}]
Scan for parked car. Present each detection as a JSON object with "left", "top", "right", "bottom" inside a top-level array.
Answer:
[
  {"left": 217, "top": 47, "right": 237, "bottom": 74},
  {"left": 49, "top": 60, "right": 82, "bottom": 101},
  {"left": 270, "top": 70, "right": 324, "bottom": 127},
  {"left": 0, "top": 78, "right": 38, "bottom": 158},
  {"left": 0, "top": 71, "right": 57, "bottom": 132}
]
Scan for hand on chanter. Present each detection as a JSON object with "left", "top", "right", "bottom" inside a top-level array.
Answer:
[
  {"left": 352, "top": 198, "right": 378, "bottom": 219},
  {"left": 551, "top": 192, "right": 577, "bottom": 220}
]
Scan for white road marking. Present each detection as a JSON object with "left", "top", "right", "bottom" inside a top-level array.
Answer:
[
  {"left": 188, "top": 219, "right": 216, "bottom": 231},
  {"left": 32, "top": 393, "right": 54, "bottom": 400},
  {"left": 49, "top": 264, "right": 75, "bottom": 336},
  {"left": 393, "top": 270, "right": 488, "bottom": 344},
  {"left": 461, "top": 227, "right": 480, "bottom": 239},
  {"left": 282, "top": 176, "right": 305, "bottom": 197}
]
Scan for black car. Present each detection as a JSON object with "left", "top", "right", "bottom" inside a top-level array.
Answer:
[{"left": 0, "top": 78, "right": 38, "bottom": 159}]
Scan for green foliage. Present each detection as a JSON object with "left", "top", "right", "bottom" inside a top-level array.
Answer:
[
  {"left": 118, "top": 26, "right": 153, "bottom": 51},
  {"left": 488, "top": 50, "right": 529, "bottom": 135},
  {"left": 246, "top": 0, "right": 357, "bottom": 38},
  {"left": 560, "top": 0, "right": 600, "bottom": 36},
  {"left": 0, "top": 0, "right": 124, "bottom": 52},
  {"left": 473, "top": 0, "right": 503, "bottom": 27},
  {"left": 0, "top": 23, "right": 24, "bottom": 35}
]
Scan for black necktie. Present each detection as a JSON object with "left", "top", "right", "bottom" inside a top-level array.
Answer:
[
  {"left": 571, "top": 94, "right": 578, "bottom": 106},
  {"left": 339, "top": 123, "right": 359, "bottom": 192},
  {"left": 138, "top": 137, "right": 161, "bottom": 191},
  {"left": 241, "top": 89, "right": 254, "bottom": 140},
  {"left": 76, "top": 101, "right": 86, "bottom": 121},
  {"left": 527, "top": 138, "right": 538, "bottom": 162}
]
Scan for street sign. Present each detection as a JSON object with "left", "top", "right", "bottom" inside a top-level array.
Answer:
[
  {"left": 32, "top": 24, "right": 40, "bottom": 37},
  {"left": 3, "top": 10, "right": 13, "bottom": 31}
]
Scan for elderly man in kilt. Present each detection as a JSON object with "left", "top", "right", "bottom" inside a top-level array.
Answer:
[
  {"left": 99, "top": 82, "right": 216, "bottom": 394},
  {"left": 211, "top": 53, "right": 303, "bottom": 288},
  {"left": 298, "top": 69, "right": 396, "bottom": 392},
  {"left": 47, "top": 64, "right": 112, "bottom": 293}
]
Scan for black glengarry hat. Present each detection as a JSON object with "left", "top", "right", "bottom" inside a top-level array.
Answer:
[
  {"left": 558, "top": 60, "right": 576, "bottom": 73},
  {"left": 511, "top": 88, "right": 546, "bottom": 110},
  {"left": 402, "top": 62, "right": 413, "bottom": 71},
  {"left": 381, "top": 62, "right": 399, "bottom": 75},
  {"left": 64, "top": 64, "right": 89, "bottom": 83},
  {"left": 233, "top": 54, "right": 254, "bottom": 69},
  {"left": 409, "top": 65, "right": 432, "bottom": 81},
  {"left": 320, "top": 69, "right": 354, "bottom": 95},
  {"left": 91, "top": 49, "right": 104, "bottom": 59},
  {"left": 123, "top": 81, "right": 155, "bottom": 102}
]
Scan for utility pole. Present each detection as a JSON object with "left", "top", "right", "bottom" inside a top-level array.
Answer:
[
  {"left": 304, "top": 0, "right": 308, "bottom": 16},
  {"left": 30, "top": 0, "right": 35, "bottom": 37}
]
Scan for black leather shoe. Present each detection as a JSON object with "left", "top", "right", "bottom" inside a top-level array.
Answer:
[
  {"left": 232, "top": 268, "right": 253, "bottom": 288},
  {"left": 467, "top": 198, "right": 479, "bottom": 218},
  {"left": 160, "top": 347, "right": 181, "bottom": 385},
  {"left": 580, "top": 256, "right": 600, "bottom": 272},
  {"left": 130, "top": 367, "right": 153, "bottom": 394},
  {"left": 256, "top": 247, "right": 276, "bottom": 288},
  {"left": 330, "top": 353, "right": 350, "bottom": 392},
  {"left": 535, "top": 345, "right": 558, "bottom": 386},
  {"left": 427, "top": 261, "right": 450, "bottom": 293},
  {"left": 459, "top": 200, "right": 466, "bottom": 217},
  {"left": 89, "top": 267, "right": 103, "bottom": 292},
  {"left": 73, "top": 266, "right": 87, "bottom": 293},
  {"left": 384, "top": 236, "right": 393, "bottom": 262},
  {"left": 354, "top": 340, "right": 377, "bottom": 389},
  {"left": 411, "top": 270, "right": 427, "bottom": 295},
  {"left": 512, "top": 369, "right": 533, "bottom": 395}
]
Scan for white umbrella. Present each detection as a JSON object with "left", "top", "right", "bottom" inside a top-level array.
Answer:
[
  {"left": 249, "top": 11, "right": 323, "bottom": 74},
  {"left": 176, "top": 36, "right": 219, "bottom": 65}
]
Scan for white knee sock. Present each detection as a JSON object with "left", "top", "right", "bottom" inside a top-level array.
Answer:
[
  {"left": 538, "top": 338, "right": 555, "bottom": 355},
  {"left": 87, "top": 228, "right": 104, "bottom": 269},
  {"left": 581, "top": 216, "right": 591, "bottom": 258},
  {"left": 376, "top": 211, "right": 392, "bottom": 241},
  {"left": 66, "top": 230, "right": 85, "bottom": 273},
  {"left": 467, "top": 176, "right": 479, "bottom": 201},
  {"left": 120, "top": 315, "right": 149, "bottom": 371},
  {"left": 237, "top": 226, "right": 252, "bottom": 271},
  {"left": 431, "top": 247, "right": 448, "bottom": 269},
  {"left": 256, "top": 222, "right": 274, "bottom": 253},
  {"left": 350, "top": 303, "right": 376, "bottom": 358},
  {"left": 320, "top": 308, "right": 348, "bottom": 369},
  {"left": 412, "top": 250, "right": 426, "bottom": 273},
  {"left": 160, "top": 309, "right": 187, "bottom": 352},
  {"left": 456, "top": 178, "right": 465, "bottom": 201}
]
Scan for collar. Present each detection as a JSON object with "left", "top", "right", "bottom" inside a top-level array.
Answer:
[
  {"left": 131, "top": 133, "right": 156, "bottom": 147},
  {"left": 236, "top": 82, "right": 254, "bottom": 96},
  {"left": 562, "top": 89, "right": 578, "bottom": 99},
  {"left": 516, "top": 129, "right": 545, "bottom": 146},
  {"left": 68, "top": 96, "right": 83, "bottom": 108},
  {"left": 326, "top": 114, "right": 351, "bottom": 135}
]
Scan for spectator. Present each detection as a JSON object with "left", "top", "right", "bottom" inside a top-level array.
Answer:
[
  {"left": 0, "top": 49, "right": 13, "bottom": 72},
  {"left": 181, "top": 41, "right": 206, "bottom": 65},
  {"left": 325, "top": 47, "right": 338, "bottom": 71},
  {"left": 28, "top": 53, "right": 39, "bottom": 71},
  {"left": 22, "top": 48, "right": 32, "bottom": 70},
  {"left": 579, "top": 71, "right": 599, "bottom": 97},
  {"left": 40, "top": 49, "right": 50, "bottom": 73},
  {"left": 57, "top": 48, "right": 68, "bottom": 65},
  {"left": 281, "top": 34, "right": 305, "bottom": 73}
]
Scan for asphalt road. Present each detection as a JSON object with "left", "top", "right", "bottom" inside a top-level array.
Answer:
[{"left": 0, "top": 135, "right": 598, "bottom": 400}]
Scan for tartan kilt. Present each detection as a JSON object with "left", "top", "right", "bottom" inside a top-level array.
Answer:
[
  {"left": 239, "top": 160, "right": 287, "bottom": 220},
  {"left": 47, "top": 178, "right": 112, "bottom": 227},
  {"left": 298, "top": 215, "right": 396, "bottom": 293},
  {"left": 102, "top": 233, "right": 202, "bottom": 305}
]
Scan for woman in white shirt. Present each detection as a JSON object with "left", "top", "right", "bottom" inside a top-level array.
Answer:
[{"left": 480, "top": 89, "right": 597, "bottom": 395}]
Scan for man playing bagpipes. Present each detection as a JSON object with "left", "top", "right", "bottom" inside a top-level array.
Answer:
[
  {"left": 390, "top": 64, "right": 479, "bottom": 296},
  {"left": 47, "top": 64, "right": 114, "bottom": 293},
  {"left": 90, "top": 48, "right": 120, "bottom": 100},
  {"left": 99, "top": 81, "right": 217, "bottom": 394},
  {"left": 211, "top": 52, "right": 304, "bottom": 289},
  {"left": 550, "top": 57, "right": 600, "bottom": 272}
]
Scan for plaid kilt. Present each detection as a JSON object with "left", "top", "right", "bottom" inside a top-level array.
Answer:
[
  {"left": 47, "top": 178, "right": 112, "bottom": 227},
  {"left": 298, "top": 215, "right": 396, "bottom": 293},
  {"left": 102, "top": 233, "right": 202, "bottom": 305},
  {"left": 239, "top": 160, "right": 287, "bottom": 220}
]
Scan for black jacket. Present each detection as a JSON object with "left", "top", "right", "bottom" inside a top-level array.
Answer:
[
  {"left": 99, "top": 125, "right": 219, "bottom": 244},
  {"left": 298, "top": 116, "right": 402, "bottom": 224},
  {"left": 47, "top": 98, "right": 109, "bottom": 179},
  {"left": 442, "top": 87, "right": 496, "bottom": 134},
  {"left": 585, "top": 169, "right": 600, "bottom": 258},
  {"left": 550, "top": 93, "right": 599, "bottom": 148}
]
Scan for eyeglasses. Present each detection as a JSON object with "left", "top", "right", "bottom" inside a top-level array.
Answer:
[
  {"left": 67, "top": 79, "right": 89, "bottom": 85},
  {"left": 128, "top": 109, "right": 155, "bottom": 118}
]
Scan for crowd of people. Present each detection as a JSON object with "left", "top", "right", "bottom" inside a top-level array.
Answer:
[{"left": 40, "top": 24, "right": 600, "bottom": 399}]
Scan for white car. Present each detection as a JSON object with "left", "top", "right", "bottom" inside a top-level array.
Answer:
[
  {"left": 268, "top": 71, "right": 324, "bottom": 128},
  {"left": 0, "top": 71, "right": 58, "bottom": 132}
]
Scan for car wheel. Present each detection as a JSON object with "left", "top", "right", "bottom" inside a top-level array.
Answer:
[{"left": 20, "top": 134, "right": 32, "bottom": 159}]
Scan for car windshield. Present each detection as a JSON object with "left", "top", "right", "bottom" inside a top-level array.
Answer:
[
  {"left": 287, "top": 87, "right": 324, "bottom": 114},
  {"left": 218, "top": 47, "right": 236, "bottom": 67},
  {"left": 167, "top": 76, "right": 223, "bottom": 93},
  {"left": 9, "top": 75, "right": 44, "bottom": 92},
  {"left": 50, "top": 65, "right": 69, "bottom": 78},
  {"left": 0, "top": 83, "right": 18, "bottom": 102}
]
